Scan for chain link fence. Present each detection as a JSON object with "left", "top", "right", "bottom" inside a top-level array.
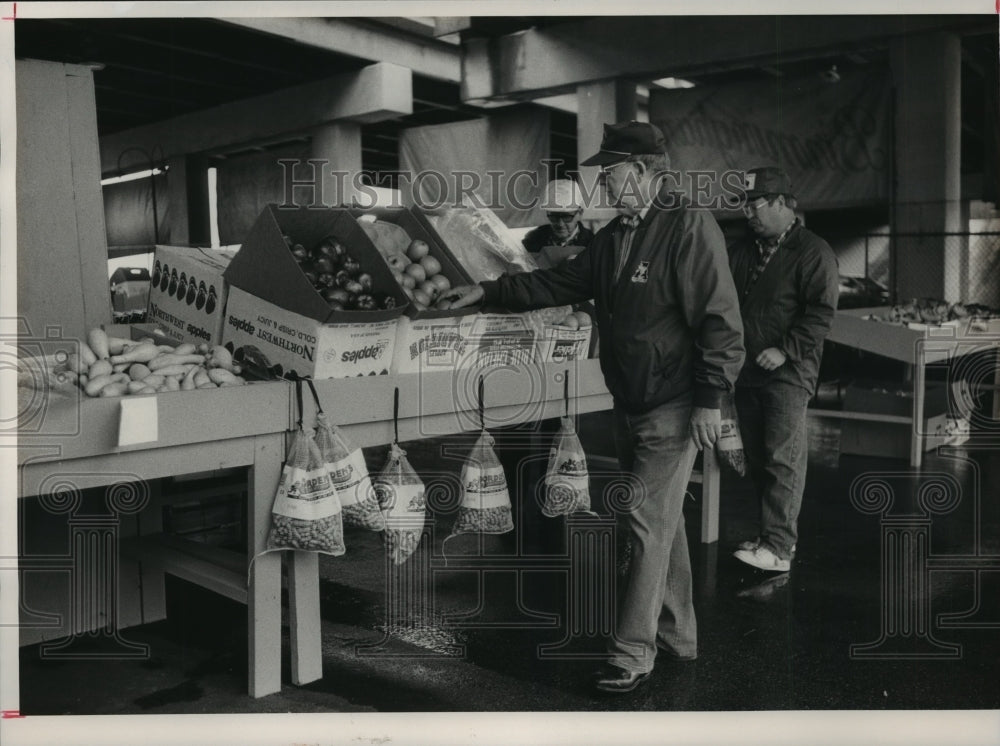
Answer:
[{"left": 836, "top": 231, "right": 1000, "bottom": 308}]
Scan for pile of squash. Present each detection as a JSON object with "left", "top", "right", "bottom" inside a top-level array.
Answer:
[{"left": 60, "top": 328, "right": 248, "bottom": 397}]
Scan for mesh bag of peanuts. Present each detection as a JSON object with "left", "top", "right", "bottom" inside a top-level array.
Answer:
[
  {"left": 716, "top": 393, "right": 747, "bottom": 477},
  {"left": 266, "top": 426, "right": 347, "bottom": 556},
  {"left": 451, "top": 429, "right": 514, "bottom": 536},
  {"left": 372, "top": 442, "right": 427, "bottom": 565},
  {"left": 314, "top": 413, "right": 385, "bottom": 531},
  {"left": 542, "top": 416, "right": 592, "bottom": 517}
]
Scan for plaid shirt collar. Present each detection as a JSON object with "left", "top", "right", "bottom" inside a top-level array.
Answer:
[{"left": 755, "top": 217, "right": 799, "bottom": 256}]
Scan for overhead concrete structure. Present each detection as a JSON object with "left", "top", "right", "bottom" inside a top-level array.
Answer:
[{"left": 100, "top": 62, "right": 413, "bottom": 174}]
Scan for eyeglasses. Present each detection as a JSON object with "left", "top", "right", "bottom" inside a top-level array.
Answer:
[
  {"left": 742, "top": 196, "right": 775, "bottom": 216},
  {"left": 599, "top": 161, "right": 632, "bottom": 178},
  {"left": 546, "top": 212, "right": 580, "bottom": 223}
]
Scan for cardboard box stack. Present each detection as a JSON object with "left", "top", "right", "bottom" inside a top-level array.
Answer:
[{"left": 147, "top": 246, "right": 234, "bottom": 345}]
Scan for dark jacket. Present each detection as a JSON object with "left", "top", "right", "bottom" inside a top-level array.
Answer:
[
  {"left": 522, "top": 224, "right": 595, "bottom": 255},
  {"left": 482, "top": 200, "right": 745, "bottom": 414},
  {"left": 728, "top": 222, "right": 839, "bottom": 394}
]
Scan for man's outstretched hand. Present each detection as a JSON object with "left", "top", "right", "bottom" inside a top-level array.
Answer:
[{"left": 439, "top": 284, "right": 485, "bottom": 309}]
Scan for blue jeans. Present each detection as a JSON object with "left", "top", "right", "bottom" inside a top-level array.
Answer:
[
  {"left": 735, "top": 381, "right": 811, "bottom": 560},
  {"left": 609, "top": 396, "right": 698, "bottom": 674}
]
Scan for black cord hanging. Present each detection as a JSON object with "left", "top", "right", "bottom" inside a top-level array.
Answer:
[
  {"left": 305, "top": 377, "right": 323, "bottom": 415},
  {"left": 564, "top": 369, "right": 570, "bottom": 419},
  {"left": 478, "top": 375, "right": 485, "bottom": 431},
  {"left": 393, "top": 387, "right": 400, "bottom": 445},
  {"left": 294, "top": 378, "right": 304, "bottom": 431}
]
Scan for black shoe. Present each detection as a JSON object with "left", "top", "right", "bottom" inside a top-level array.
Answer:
[{"left": 593, "top": 665, "right": 651, "bottom": 693}]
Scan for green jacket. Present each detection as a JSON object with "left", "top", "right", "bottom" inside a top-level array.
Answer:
[
  {"left": 481, "top": 200, "right": 745, "bottom": 414},
  {"left": 728, "top": 222, "right": 839, "bottom": 394}
]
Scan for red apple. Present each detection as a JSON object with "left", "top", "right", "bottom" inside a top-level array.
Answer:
[
  {"left": 419, "top": 255, "right": 442, "bottom": 277},
  {"left": 430, "top": 274, "right": 451, "bottom": 294},
  {"left": 341, "top": 257, "right": 361, "bottom": 277},
  {"left": 412, "top": 288, "right": 432, "bottom": 307},
  {"left": 418, "top": 280, "right": 440, "bottom": 301},
  {"left": 404, "top": 263, "right": 426, "bottom": 284},
  {"left": 407, "top": 239, "right": 430, "bottom": 261}
]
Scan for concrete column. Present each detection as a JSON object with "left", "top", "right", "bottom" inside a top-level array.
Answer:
[
  {"left": 577, "top": 80, "right": 637, "bottom": 217},
  {"left": 891, "top": 32, "right": 962, "bottom": 301},
  {"left": 166, "top": 155, "right": 190, "bottom": 245},
  {"left": 165, "top": 155, "right": 211, "bottom": 246},
  {"left": 310, "top": 122, "right": 362, "bottom": 208}
]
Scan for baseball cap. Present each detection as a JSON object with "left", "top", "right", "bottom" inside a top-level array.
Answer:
[
  {"left": 580, "top": 121, "right": 667, "bottom": 167},
  {"left": 543, "top": 179, "right": 583, "bottom": 213},
  {"left": 743, "top": 167, "right": 795, "bottom": 200}
]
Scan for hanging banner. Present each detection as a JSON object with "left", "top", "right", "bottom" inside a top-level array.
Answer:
[
  {"left": 649, "top": 67, "right": 891, "bottom": 208},
  {"left": 399, "top": 106, "right": 549, "bottom": 228}
]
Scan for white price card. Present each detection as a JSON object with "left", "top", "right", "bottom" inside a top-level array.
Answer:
[{"left": 117, "top": 396, "right": 159, "bottom": 447}]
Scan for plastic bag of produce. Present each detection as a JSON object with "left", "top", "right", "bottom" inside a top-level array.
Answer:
[
  {"left": 716, "top": 394, "right": 747, "bottom": 477},
  {"left": 373, "top": 442, "right": 427, "bottom": 565},
  {"left": 314, "top": 413, "right": 384, "bottom": 531},
  {"left": 303, "top": 377, "right": 384, "bottom": 530},
  {"left": 451, "top": 429, "right": 515, "bottom": 535},
  {"left": 266, "top": 426, "right": 347, "bottom": 555},
  {"left": 542, "top": 416, "right": 591, "bottom": 517},
  {"left": 423, "top": 201, "right": 539, "bottom": 281}
]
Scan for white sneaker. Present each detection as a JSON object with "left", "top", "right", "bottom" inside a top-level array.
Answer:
[
  {"left": 737, "top": 537, "right": 796, "bottom": 555},
  {"left": 733, "top": 544, "right": 790, "bottom": 572}
]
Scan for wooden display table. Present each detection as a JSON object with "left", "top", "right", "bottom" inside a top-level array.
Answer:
[
  {"left": 12, "top": 359, "right": 720, "bottom": 705},
  {"left": 825, "top": 307, "right": 1000, "bottom": 467},
  {"left": 16, "top": 380, "right": 301, "bottom": 701}
]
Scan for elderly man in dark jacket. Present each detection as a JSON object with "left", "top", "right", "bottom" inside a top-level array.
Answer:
[
  {"left": 444, "top": 122, "right": 745, "bottom": 693},
  {"left": 728, "top": 167, "right": 839, "bottom": 573}
]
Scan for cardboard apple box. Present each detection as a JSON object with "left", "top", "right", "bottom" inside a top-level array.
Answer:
[
  {"left": 536, "top": 325, "right": 593, "bottom": 364},
  {"left": 391, "top": 315, "right": 475, "bottom": 375},
  {"left": 147, "top": 245, "right": 234, "bottom": 345},
  {"left": 224, "top": 286, "right": 397, "bottom": 380},
  {"left": 223, "top": 205, "right": 409, "bottom": 324},
  {"left": 455, "top": 313, "right": 539, "bottom": 368}
]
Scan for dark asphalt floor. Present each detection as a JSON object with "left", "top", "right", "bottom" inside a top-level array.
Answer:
[{"left": 18, "top": 414, "right": 1000, "bottom": 719}]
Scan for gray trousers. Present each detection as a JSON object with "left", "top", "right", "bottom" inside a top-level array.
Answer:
[{"left": 609, "top": 396, "right": 698, "bottom": 674}]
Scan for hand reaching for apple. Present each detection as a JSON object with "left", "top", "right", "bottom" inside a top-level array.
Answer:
[{"left": 440, "top": 284, "right": 485, "bottom": 309}]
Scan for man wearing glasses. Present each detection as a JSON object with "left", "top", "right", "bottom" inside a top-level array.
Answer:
[
  {"left": 522, "top": 178, "right": 595, "bottom": 267},
  {"left": 443, "top": 122, "right": 744, "bottom": 693},
  {"left": 728, "top": 167, "right": 839, "bottom": 573}
]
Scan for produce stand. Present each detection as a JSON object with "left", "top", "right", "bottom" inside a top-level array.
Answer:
[
  {"left": 824, "top": 307, "right": 1000, "bottom": 467},
  {"left": 16, "top": 380, "right": 300, "bottom": 699},
  {"left": 14, "top": 358, "right": 722, "bottom": 701}
]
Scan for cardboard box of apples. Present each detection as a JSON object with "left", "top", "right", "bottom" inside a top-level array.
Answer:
[
  {"left": 221, "top": 205, "right": 407, "bottom": 379},
  {"left": 348, "top": 206, "right": 478, "bottom": 319}
]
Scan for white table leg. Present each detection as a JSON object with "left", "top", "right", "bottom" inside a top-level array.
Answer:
[
  {"left": 700, "top": 448, "right": 720, "bottom": 544},
  {"left": 248, "top": 433, "right": 283, "bottom": 698},
  {"left": 288, "top": 550, "right": 322, "bottom": 685},
  {"left": 910, "top": 351, "right": 927, "bottom": 469}
]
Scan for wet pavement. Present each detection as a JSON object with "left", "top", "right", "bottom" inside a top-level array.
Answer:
[{"left": 17, "top": 414, "right": 1000, "bottom": 715}]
